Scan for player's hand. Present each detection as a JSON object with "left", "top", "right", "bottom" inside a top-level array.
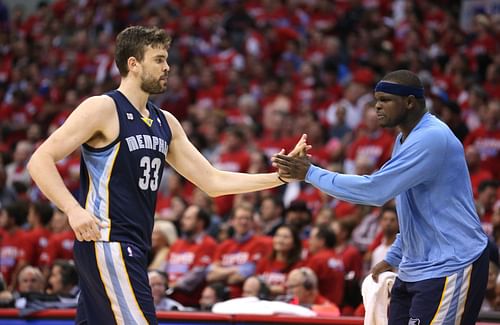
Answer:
[
  {"left": 371, "top": 260, "right": 393, "bottom": 282},
  {"left": 287, "top": 134, "right": 311, "bottom": 157},
  {"left": 67, "top": 205, "right": 109, "bottom": 241},
  {"left": 272, "top": 154, "right": 312, "bottom": 181}
]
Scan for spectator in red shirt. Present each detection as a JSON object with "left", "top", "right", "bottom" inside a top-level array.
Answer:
[
  {"left": 305, "top": 225, "right": 345, "bottom": 306},
  {"left": 256, "top": 224, "right": 302, "bottom": 298},
  {"left": 285, "top": 267, "right": 340, "bottom": 316},
  {"left": 165, "top": 205, "right": 217, "bottom": 307},
  {"left": 23, "top": 202, "right": 53, "bottom": 267},
  {"left": 39, "top": 209, "right": 75, "bottom": 275},
  {"left": 464, "top": 100, "right": 500, "bottom": 179},
  {"left": 331, "top": 219, "right": 363, "bottom": 281},
  {"left": 466, "top": 145, "right": 494, "bottom": 198},
  {"left": 213, "top": 127, "right": 251, "bottom": 217},
  {"left": 0, "top": 201, "right": 29, "bottom": 289},
  {"left": 207, "top": 202, "right": 268, "bottom": 298}
]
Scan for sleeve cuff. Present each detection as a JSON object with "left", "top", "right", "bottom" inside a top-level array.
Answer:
[{"left": 305, "top": 165, "right": 338, "bottom": 185}]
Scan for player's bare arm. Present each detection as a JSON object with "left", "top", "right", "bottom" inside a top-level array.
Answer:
[
  {"left": 28, "top": 96, "right": 113, "bottom": 242},
  {"left": 163, "top": 111, "right": 308, "bottom": 197}
]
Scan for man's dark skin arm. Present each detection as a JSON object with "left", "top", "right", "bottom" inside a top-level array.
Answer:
[{"left": 272, "top": 154, "right": 312, "bottom": 181}]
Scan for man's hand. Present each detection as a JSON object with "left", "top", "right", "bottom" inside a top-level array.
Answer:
[
  {"left": 371, "top": 260, "right": 393, "bottom": 282},
  {"left": 272, "top": 154, "right": 312, "bottom": 181},
  {"left": 287, "top": 134, "right": 311, "bottom": 157},
  {"left": 67, "top": 205, "right": 109, "bottom": 241}
]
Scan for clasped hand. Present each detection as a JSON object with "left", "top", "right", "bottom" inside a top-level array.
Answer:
[{"left": 272, "top": 134, "right": 312, "bottom": 182}]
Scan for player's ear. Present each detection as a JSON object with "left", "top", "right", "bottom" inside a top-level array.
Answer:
[
  {"left": 128, "top": 57, "right": 139, "bottom": 73},
  {"left": 406, "top": 95, "right": 416, "bottom": 110}
]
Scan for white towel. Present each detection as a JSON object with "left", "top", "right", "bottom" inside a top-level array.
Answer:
[
  {"left": 362, "top": 271, "right": 397, "bottom": 325},
  {"left": 212, "top": 297, "right": 316, "bottom": 317}
]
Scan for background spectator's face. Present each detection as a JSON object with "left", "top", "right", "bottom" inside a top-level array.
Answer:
[
  {"left": 478, "top": 186, "right": 498, "bottom": 209},
  {"left": 315, "top": 208, "right": 332, "bottom": 226},
  {"left": 181, "top": 206, "right": 199, "bottom": 236},
  {"left": 50, "top": 210, "right": 69, "bottom": 233},
  {"left": 259, "top": 199, "right": 278, "bottom": 222},
  {"left": 285, "top": 211, "right": 303, "bottom": 229},
  {"left": 199, "top": 287, "right": 216, "bottom": 311},
  {"left": 18, "top": 269, "right": 44, "bottom": 293},
  {"left": 273, "top": 227, "right": 293, "bottom": 254},
  {"left": 380, "top": 210, "right": 399, "bottom": 236},
  {"left": 286, "top": 271, "right": 307, "bottom": 303},
  {"left": 148, "top": 272, "right": 167, "bottom": 301},
  {"left": 364, "top": 108, "right": 379, "bottom": 132},
  {"left": 232, "top": 208, "right": 253, "bottom": 235},
  {"left": 308, "top": 227, "right": 321, "bottom": 254},
  {"left": 48, "top": 265, "right": 64, "bottom": 294},
  {"left": 242, "top": 277, "right": 260, "bottom": 298},
  {"left": 151, "top": 227, "right": 169, "bottom": 251},
  {"left": 465, "top": 146, "right": 480, "bottom": 169}
]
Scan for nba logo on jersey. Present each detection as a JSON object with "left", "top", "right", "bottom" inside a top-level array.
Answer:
[
  {"left": 157, "top": 117, "right": 161, "bottom": 126},
  {"left": 126, "top": 113, "right": 134, "bottom": 120},
  {"left": 127, "top": 246, "right": 133, "bottom": 257}
]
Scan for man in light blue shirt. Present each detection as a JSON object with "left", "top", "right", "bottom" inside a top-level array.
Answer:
[{"left": 273, "top": 70, "right": 488, "bottom": 324}]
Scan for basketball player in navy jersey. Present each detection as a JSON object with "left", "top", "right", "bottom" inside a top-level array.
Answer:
[{"left": 28, "top": 26, "right": 307, "bottom": 324}]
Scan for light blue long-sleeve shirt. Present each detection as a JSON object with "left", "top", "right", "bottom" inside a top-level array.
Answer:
[{"left": 306, "top": 112, "right": 487, "bottom": 281}]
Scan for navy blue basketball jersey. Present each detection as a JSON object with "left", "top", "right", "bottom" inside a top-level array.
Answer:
[{"left": 79, "top": 90, "right": 171, "bottom": 249}]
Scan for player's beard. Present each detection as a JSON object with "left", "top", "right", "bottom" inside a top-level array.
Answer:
[{"left": 140, "top": 74, "right": 167, "bottom": 94}]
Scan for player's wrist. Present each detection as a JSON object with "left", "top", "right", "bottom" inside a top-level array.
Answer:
[
  {"left": 277, "top": 173, "right": 288, "bottom": 184},
  {"left": 63, "top": 202, "right": 81, "bottom": 215}
]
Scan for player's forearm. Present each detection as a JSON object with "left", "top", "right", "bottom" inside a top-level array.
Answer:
[
  {"left": 204, "top": 171, "right": 284, "bottom": 197},
  {"left": 28, "top": 151, "right": 81, "bottom": 214}
]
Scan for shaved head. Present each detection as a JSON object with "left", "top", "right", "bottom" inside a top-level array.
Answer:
[{"left": 382, "top": 70, "right": 423, "bottom": 88}]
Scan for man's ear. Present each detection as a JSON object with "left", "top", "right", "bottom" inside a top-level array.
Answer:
[
  {"left": 128, "top": 57, "right": 139, "bottom": 73},
  {"left": 406, "top": 95, "right": 416, "bottom": 110}
]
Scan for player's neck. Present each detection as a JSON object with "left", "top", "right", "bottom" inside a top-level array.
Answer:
[
  {"left": 118, "top": 80, "right": 150, "bottom": 115},
  {"left": 399, "top": 109, "right": 427, "bottom": 142}
]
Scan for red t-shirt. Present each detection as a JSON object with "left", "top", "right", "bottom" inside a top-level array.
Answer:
[
  {"left": 256, "top": 257, "right": 301, "bottom": 294},
  {"left": 0, "top": 229, "right": 28, "bottom": 285},
  {"left": 464, "top": 127, "right": 500, "bottom": 179},
  {"left": 213, "top": 235, "right": 269, "bottom": 298},
  {"left": 166, "top": 234, "right": 217, "bottom": 306},
  {"left": 306, "top": 249, "right": 345, "bottom": 306},
  {"left": 22, "top": 227, "right": 52, "bottom": 266},
  {"left": 39, "top": 230, "right": 75, "bottom": 267}
]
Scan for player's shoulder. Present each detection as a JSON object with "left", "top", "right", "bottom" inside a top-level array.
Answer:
[
  {"left": 160, "top": 109, "right": 180, "bottom": 125},
  {"left": 75, "top": 95, "right": 116, "bottom": 118}
]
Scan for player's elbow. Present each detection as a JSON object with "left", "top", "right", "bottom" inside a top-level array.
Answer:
[
  {"left": 204, "top": 188, "right": 220, "bottom": 198},
  {"left": 371, "top": 193, "right": 392, "bottom": 207},
  {"left": 27, "top": 152, "right": 40, "bottom": 177}
]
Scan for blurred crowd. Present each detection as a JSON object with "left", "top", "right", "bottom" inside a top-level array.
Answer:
[{"left": 0, "top": 0, "right": 499, "bottom": 317}]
